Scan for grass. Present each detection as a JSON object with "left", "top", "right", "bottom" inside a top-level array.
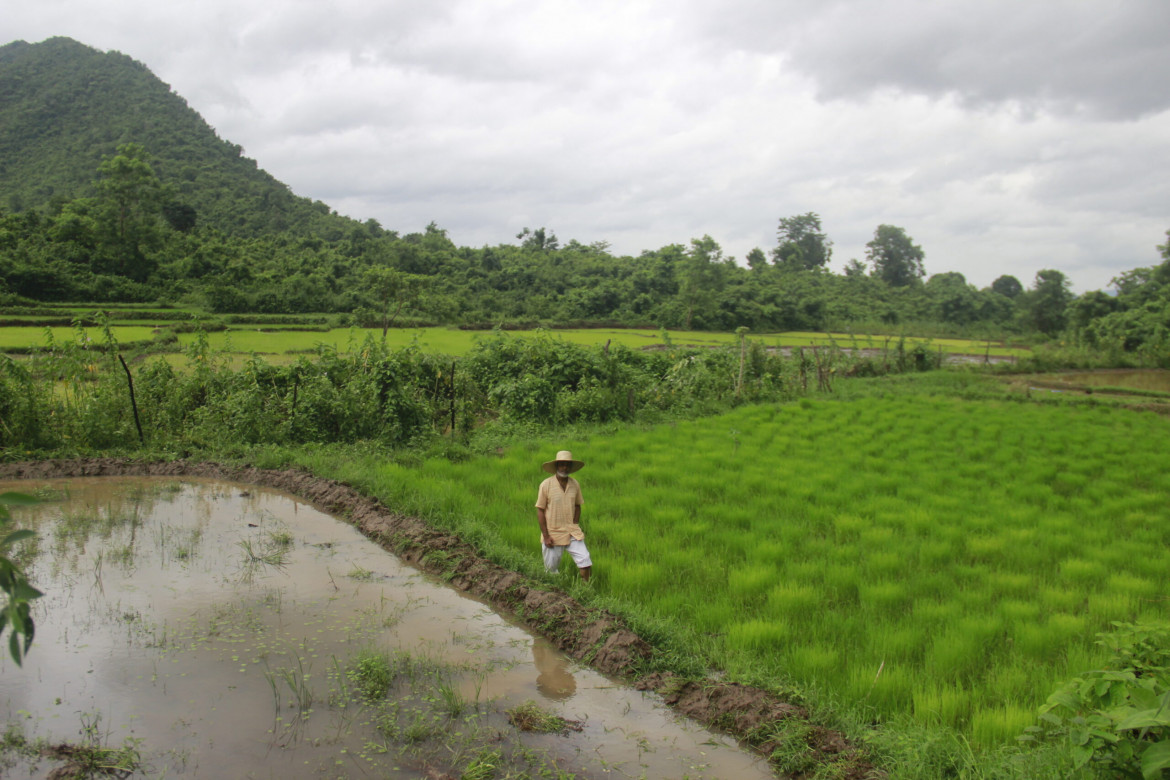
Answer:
[
  {"left": 284, "top": 371, "right": 1170, "bottom": 767},
  {"left": 505, "top": 701, "right": 580, "bottom": 734},
  {"left": 0, "top": 316, "right": 1030, "bottom": 360}
]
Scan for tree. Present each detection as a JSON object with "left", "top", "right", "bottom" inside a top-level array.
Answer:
[
  {"left": 517, "top": 227, "right": 559, "bottom": 252},
  {"left": 363, "top": 267, "right": 428, "bottom": 338},
  {"left": 926, "top": 272, "right": 978, "bottom": 325},
  {"left": 866, "top": 225, "right": 925, "bottom": 287},
  {"left": 94, "top": 143, "right": 164, "bottom": 281},
  {"left": 678, "top": 236, "right": 726, "bottom": 329},
  {"left": 772, "top": 212, "right": 832, "bottom": 271},
  {"left": 991, "top": 275, "right": 1023, "bottom": 299},
  {"left": 745, "top": 247, "right": 768, "bottom": 271},
  {"left": 1028, "top": 269, "right": 1074, "bottom": 336}
]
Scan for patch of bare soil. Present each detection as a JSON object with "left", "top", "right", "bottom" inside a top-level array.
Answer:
[{"left": 0, "top": 458, "right": 881, "bottom": 779}]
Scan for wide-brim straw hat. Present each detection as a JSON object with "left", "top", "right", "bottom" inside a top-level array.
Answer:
[{"left": 542, "top": 450, "right": 585, "bottom": 474}]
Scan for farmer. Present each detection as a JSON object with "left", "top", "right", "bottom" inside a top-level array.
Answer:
[{"left": 535, "top": 449, "right": 592, "bottom": 582}]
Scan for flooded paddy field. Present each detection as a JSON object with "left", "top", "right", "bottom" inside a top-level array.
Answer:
[{"left": 0, "top": 478, "right": 775, "bottom": 779}]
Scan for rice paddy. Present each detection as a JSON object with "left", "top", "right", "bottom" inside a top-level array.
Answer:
[
  {"left": 0, "top": 320, "right": 1029, "bottom": 360},
  {"left": 340, "top": 389, "right": 1170, "bottom": 750}
]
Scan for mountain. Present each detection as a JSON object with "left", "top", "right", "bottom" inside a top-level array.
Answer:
[{"left": 0, "top": 37, "right": 363, "bottom": 238}]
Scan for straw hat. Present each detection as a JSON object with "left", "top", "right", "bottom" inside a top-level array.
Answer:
[{"left": 542, "top": 450, "right": 584, "bottom": 474}]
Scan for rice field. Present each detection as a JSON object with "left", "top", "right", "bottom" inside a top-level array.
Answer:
[
  {"left": 0, "top": 321, "right": 1029, "bottom": 360},
  {"left": 341, "top": 391, "right": 1170, "bottom": 749}
]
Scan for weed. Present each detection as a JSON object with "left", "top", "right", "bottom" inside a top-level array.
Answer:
[
  {"left": 346, "top": 564, "right": 376, "bottom": 581},
  {"left": 461, "top": 747, "right": 502, "bottom": 780},
  {"left": 506, "top": 701, "right": 581, "bottom": 734},
  {"left": 347, "top": 649, "right": 398, "bottom": 701}
]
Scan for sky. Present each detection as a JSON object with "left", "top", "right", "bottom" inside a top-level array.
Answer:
[{"left": 6, "top": 1, "right": 1170, "bottom": 293}]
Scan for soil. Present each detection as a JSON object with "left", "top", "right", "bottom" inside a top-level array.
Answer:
[{"left": 0, "top": 458, "right": 882, "bottom": 780}]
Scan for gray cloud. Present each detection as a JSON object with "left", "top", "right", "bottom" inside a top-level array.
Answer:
[
  {"left": 706, "top": 0, "right": 1170, "bottom": 119},
  {"left": 5, "top": 0, "right": 1169, "bottom": 293}
]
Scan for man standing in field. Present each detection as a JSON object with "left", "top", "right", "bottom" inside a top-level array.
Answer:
[{"left": 536, "top": 450, "right": 592, "bottom": 582}]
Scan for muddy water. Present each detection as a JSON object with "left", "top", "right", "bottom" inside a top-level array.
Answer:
[{"left": 0, "top": 478, "right": 774, "bottom": 779}]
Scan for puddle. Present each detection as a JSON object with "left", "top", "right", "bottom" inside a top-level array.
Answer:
[{"left": 0, "top": 478, "right": 774, "bottom": 779}]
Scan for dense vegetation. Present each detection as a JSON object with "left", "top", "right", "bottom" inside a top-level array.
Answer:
[
  {"left": 4, "top": 35, "right": 1170, "bottom": 780},
  {"left": 3, "top": 38, "right": 1169, "bottom": 356}
]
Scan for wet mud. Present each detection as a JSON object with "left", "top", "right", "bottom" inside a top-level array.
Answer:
[{"left": 0, "top": 458, "right": 879, "bottom": 779}]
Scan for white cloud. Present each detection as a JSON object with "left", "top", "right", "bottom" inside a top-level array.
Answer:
[{"left": 6, "top": 0, "right": 1169, "bottom": 292}]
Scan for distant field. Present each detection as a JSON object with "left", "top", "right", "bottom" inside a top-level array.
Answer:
[
  {"left": 0, "top": 325, "right": 163, "bottom": 349},
  {"left": 0, "top": 321, "right": 1031, "bottom": 360}
]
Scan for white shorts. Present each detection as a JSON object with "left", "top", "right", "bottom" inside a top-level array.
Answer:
[{"left": 542, "top": 538, "right": 592, "bottom": 572}]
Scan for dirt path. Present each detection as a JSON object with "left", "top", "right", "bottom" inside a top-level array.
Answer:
[{"left": 0, "top": 458, "right": 881, "bottom": 780}]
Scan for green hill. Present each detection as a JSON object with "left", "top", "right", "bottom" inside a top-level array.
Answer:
[{"left": 0, "top": 36, "right": 362, "bottom": 238}]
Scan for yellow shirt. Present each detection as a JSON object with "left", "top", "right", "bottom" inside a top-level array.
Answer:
[{"left": 535, "top": 475, "right": 584, "bottom": 545}]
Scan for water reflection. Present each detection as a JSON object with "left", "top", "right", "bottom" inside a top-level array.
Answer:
[
  {"left": 0, "top": 477, "right": 774, "bottom": 780},
  {"left": 533, "top": 637, "right": 577, "bottom": 701}
]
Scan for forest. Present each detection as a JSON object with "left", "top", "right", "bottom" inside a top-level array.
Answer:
[
  {"left": 2, "top": 38, "right": 1169, "bottom": 359},
  {"left": 2, "top": 141, "right": 1169, "bottom": 356}
]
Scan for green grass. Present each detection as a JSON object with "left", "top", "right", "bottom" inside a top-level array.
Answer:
[
  {"left": 288, "top": 374, "right": 1170, "bottom": 762},
  {"left": 0, "top": 325, "right": 163, "bottom": 349},
  {"left": 0, "top": 316, "right": 1031, "bottom": 360}
]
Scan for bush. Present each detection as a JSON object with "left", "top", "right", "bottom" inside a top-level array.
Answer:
[{"left": 1025, "top": 621, "right": 1170, "bottom": 778}]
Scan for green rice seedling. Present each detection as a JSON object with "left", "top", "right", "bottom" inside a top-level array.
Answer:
[
  {"left": 987, "top": 570, "right": 1032, "bottom": 598},
  {"left": 850, "top": 660, "right": 913, "bottom": 713},
  {"left": 347, "top": 564, "right": 377, "bottom": 581},
  {"left": 728, "top": 564, "right": 775, "bottom": 603},
  {"left": 822, "top": 564, "right": 860, "bottom": 606},
  {"left": 726, "top": 619, "right": 789, "bottom": 653},
  {"left": 863, "top": 550, "right": 903, "bottom": 579},
  {"left": 912, "top": 683, "right": 974, "bottom": 727},
  {"left": 1106, "top": 572, "right": 1157, "bottom": 601},
  {"left": 266, "top": 527, "right": 295, "bottom": 547},
  {"left": 765, "top": 583, "right": 819, "bottom": 618},
  {"left": 437, "top": 680, "right": 468, "bottom": 718},
  {"left": 998, "top": 599, "right": 1041, "bottom": 626},
  {"left": 831, "top": 513, "right": 867, "bottom": 542},
  {"left": 788, "top": 644, "right": 840, "bottom": 682},
  {"left": 265, "top": 655, "right": 313, "bottom": 714},
  {"left": 969, "top": 704, "right": 1035, "bottom": 748},
  {"left": 237, "top": 537, "right": 288, "bottom": 568},
  {"left": 860, "top": 581, "right": 909, "bottom": 616},
  {"left": 1058, "top": 556, "right": 1105, "bottom": 584}
]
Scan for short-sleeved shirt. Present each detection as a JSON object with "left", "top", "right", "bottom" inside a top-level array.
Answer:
[{"left": 535, "top": 475, "right": 584, "bottom": 545}]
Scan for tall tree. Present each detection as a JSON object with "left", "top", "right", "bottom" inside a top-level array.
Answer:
[
  {"left": 745, "top": 247, "right": 768, "bottom": 271},
  {"left": 990, "top": 275, "right": 1023, "bottom": 299},
  {"left": 866, "top": 225, "right": 925, "bottom": 287},
  {"left": 772, "top": 212, "right": 832, "bottom": 271},
  {"left": 1028, "top": 269, "right": 1074, "bottom": 336},
  {"left": 679, "top": 235, "right": 725, "bottom": 329},
  {"left": 94, "top": 143, "right": 163, "bottom": 281}
]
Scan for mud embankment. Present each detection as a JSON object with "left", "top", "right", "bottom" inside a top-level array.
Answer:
[{"left": 0, "top": 458, "right": 881, "bottom": 780}]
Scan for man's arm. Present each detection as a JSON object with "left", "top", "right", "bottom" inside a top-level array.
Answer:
[{"left": 537, "top": 507, "right": 553, "bottom": 546}]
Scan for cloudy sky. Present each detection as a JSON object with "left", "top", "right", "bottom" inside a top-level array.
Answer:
[{"left": 7, "top": 1, "right": 1170, "bottom": 292}]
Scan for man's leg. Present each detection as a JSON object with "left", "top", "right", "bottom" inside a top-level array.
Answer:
[
  {"left": 542, "top": 543, "right": 564, "bottom": 572},
  {"left": 567, "top": 539, "right": 592, "bottom": 582}
]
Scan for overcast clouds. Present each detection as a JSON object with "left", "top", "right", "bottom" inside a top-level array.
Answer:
[{"left": 6, "top": 1, "right": 1170, "bottom": 292}]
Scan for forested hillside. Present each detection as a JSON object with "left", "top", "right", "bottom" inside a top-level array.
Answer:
[
  {"left": 0, "top": 37, "right": 360, "bottom": 238},
  {"left": 1, "top": 36, "right": 1168, "bottom": 358}
]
